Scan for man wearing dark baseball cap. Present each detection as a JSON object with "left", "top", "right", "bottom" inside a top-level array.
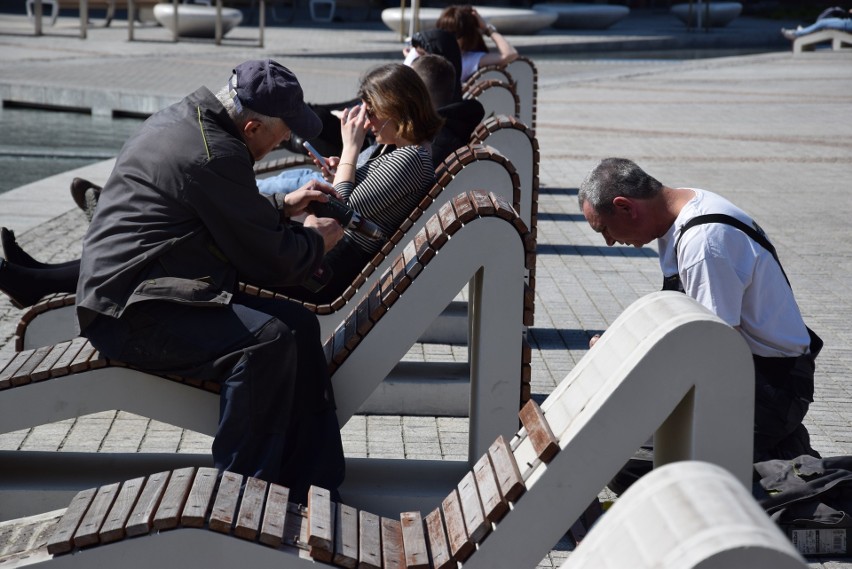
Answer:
[{"left": 76, "top": 59, "right": 346, "bottom": 502}]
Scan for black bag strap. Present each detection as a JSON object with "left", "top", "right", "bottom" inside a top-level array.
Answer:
[{"left": 674, "top": 213, "right": 790, "bottom": 287}]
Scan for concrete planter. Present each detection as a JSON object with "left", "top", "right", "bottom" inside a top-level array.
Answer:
[
  {"left": 670, "top": 2, "right": 742, "bottom": 28},
  {"left": 532, "top": 3, "right": 630, "bottom": 30},
  {"left": 153, "top": 2, "right": 243, "bottom": 37},
  {"left": 381, "top": 5, "right": 557, "bottom": 35}
]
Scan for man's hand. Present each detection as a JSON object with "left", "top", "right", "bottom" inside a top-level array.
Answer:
[
  {"left": 304, "top": 214, "right": 344, "bottom": 253},
  {"left": 282, "top": 179, "right": 339, "bottom": 218}
]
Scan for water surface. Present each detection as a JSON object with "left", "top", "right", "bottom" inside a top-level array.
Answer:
[{"left": 0, "top": 107, "right": 144, "bottom": 194}]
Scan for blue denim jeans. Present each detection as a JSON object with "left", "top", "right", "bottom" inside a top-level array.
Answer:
[{"left": 256, "top": 168, "right": 324, "bottom": 195}]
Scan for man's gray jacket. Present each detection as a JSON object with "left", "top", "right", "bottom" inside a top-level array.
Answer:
[{"left": 76, "top": 87, "right": 324, "bottom": 331}]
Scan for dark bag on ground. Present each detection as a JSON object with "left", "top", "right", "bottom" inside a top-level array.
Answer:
[{"left": 755, "top": 454, "right": 852, "bottom": 557}]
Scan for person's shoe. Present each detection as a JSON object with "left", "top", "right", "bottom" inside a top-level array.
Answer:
[
  {"left": 70, "top": 177, "right": 102, "bottom": 222},
  {"left": 781, "top": 28, "right": 798, "bottom": 41},
  {"left": 0, "top": 227, "right": 43, "bottom": 269},
  {"left": 0, "top": 258, "right": 40, "bottom": 309}
]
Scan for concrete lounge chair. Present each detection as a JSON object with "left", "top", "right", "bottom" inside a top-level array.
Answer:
[
  {"left": 0, "top": 291, "right": 770, "bottom": 568},
  {"left": 0, "top": 191, "right": 533, "bottom": 520},
  {"left": 15, "top": 143, "right": 526, "bottom": 352},
  {"left": 464, "top": 56, "right": 537, "bottom": 131},
  {"left": 793, "top": 29, "right": 852, "bottom": 53},
  {"left": 561, "top": 461, "right": 807, "bottom": 569},
  {"left": 3, "top": 463, "right": 806, "bottom": 569}
]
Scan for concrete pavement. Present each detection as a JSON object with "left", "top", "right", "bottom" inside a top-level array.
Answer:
[{"left": 0, "top": 7, "right": 851, "bottom": 567}]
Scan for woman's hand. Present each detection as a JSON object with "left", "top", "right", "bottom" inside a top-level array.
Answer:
[
  {"left": 315, "top": 155, "right": 339, "bottom": 183},
  {"left": 471, "top": 8, "right": 488, "bottom": 31},
  {"left": 340, "top": 104, "right": 368, "bottom": 153}
]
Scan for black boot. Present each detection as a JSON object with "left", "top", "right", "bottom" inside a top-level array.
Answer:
[
  {"left": 0, "top": 258, "right": 43, "bottom": 309},
  {"left": 1, "top": 227, "right": 46, "bottom": 269}
]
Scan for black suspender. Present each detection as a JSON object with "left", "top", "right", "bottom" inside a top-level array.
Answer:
[
  {"left": 670, "top": 213, "right": 822, "bottom": 355},
  {"left": 674, "top": 213, "right": 791, "bottom": 287}
]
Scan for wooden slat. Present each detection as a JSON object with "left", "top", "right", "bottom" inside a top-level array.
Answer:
[
  {"left": 0, "top": 350, "right": 35, "bottom": 389},
  {"left": 425, "top": 508, "right": 453, "bottom": 569},
  {"left": 488, "top": 436, "right": 525, "bottom": 503},
  {"left": 235, "top": 476, "right": 268, "bottom": 541},
  {"left": 358, "top": 510, "right": 382, "bottom": 569},
  {"left": 30, "top": 340, "right": 73, "bottom": 382},
  {"left": 9, "top": 344, "right": 52, "bottom": 386},
  {"left": 401, "top": 240, "right": 422, "bottom": 282},
  {"left": 438, "top": 201, "right": 462, "bottom": 235},
  {"left": 153, "top": 467, "right": 195, "bottom": 530},
  {"left": 307, "top": 486, "right": 334, "bottom": 561},
  {"left": 470, "top": 189, "right": 496, "bottom": 216},
  {"left": 473, "top": 452, "right": 508, "bottom": 524},
  {"left": 68, "top": 341, "right": 97, "bottom": 373},
  {"left": 355, "top": 295, "right": 374, "bottom": 338},
  {"left": 441, "top": 488, "right": 474, "bottom": 562},
  {"left": 458, "top": 471, "right": 489, "bottom": 544},
  {"left": 46, "top": 488, "right": 96, "bottom": 555},
  {"left": 400, "top": 511, "right": 429, "bottom": 569},
  {"left": 259, "top": 483, "right": 290, "bottom": 547},
  {"left": 99, "top": 476, "right": 145, "bottom": 544},
  {"left": 519, "top": 400, "right": 559, "bottom": 463},
  {"left": 331, "top": 320, "right": 349, "bottom": 366},
  {"left": 343, "top": 311, "right": 359, "bottom": 352},
  {"left": 424, "top": 213, "right": 448, "bottom": 250},
  {"left": 49, "top": 337, "right": 89, "bottom": 377},
  {"left": 381, "top": 517, "right": 405, "bottom": 569},
  {"left": 181, "top": 467, "right": 219, "bottom": 528},
  {"left": 333, "top": 503, "right": 358, "bottom": 568},
  {"left": 73, "top": 482, "right": 120, "bottom": 548},
  {"left": 126, "top": 470, "right": 171, "bottom": 537},
  {"left": 209, "top": 470, "right": 243, "bottom": 534},
  {"left": 452, "top": 193, "right": 476, "bottom": 225}
]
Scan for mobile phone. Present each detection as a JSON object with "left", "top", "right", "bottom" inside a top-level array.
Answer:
[{"left": 302, "top": 140, "right": 328, "bottom": 169}]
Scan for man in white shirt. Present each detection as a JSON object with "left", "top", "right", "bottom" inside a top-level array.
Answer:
[{"left": 579, "top": 157, "right": 822, "bottom": 462}]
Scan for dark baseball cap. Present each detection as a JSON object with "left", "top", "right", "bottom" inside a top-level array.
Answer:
[{"left": 230, "top": 59, "right": 322, "bottom": 139}]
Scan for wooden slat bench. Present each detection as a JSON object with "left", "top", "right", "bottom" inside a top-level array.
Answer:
[
  {"left": 2, "top": 293, "right": 785, "bottom": 568},
  {"left": 0, "top": 191, "right": 533, "bottom": 518},
  {"left": 464, "top": 56, "right": 538, "bottom": 131},
  {"left": 5, "top": 397, "right": 560, "bottom": 568}
]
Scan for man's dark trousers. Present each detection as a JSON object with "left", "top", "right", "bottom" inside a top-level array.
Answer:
[{"left": 84, "top": 291, "right": 345, "bottom": 503}]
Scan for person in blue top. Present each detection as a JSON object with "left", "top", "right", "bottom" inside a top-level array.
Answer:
[{"left": 781, "top": 6, "right": 851, "bottom": 40}]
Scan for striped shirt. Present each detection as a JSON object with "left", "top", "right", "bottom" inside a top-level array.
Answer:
[{"left": 335, "top": 143, "right": 435, "bottom": 255}]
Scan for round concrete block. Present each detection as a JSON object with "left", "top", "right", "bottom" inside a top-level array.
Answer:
[
  {"left": 153, "top": 2, "right": 243, "bottom": 37},
  {"left": 670, "top": 2, "right": 742, "bottom": 28},
  {"left": 381, "top": 5, "right": 557, "bottom": 36},
  {"left": 532, "top": 3, "right": 630, "bottom": 30}
]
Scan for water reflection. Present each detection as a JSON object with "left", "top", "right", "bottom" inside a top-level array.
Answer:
[{"left": 0, "top": 107, "right": 144, "bottom": 194}]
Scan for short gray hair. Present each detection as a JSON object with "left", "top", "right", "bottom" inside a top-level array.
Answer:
[
  {"left": 578, "top": 157, "right": 663, "bottom": 215},
  {"left": 215, "top": 80, "right": 283, "bottom": 129}
]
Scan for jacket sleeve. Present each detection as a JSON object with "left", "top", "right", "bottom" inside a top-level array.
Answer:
[{"left": 184, "top": 154, "right": 325, "bottom": 288}]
